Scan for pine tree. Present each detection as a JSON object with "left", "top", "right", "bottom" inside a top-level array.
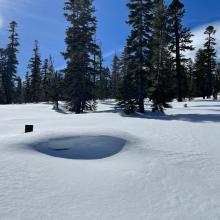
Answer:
[
  {"left": 168, "top": 0, "right": 194, "bottom": 102},
  {"left": 24, "top": 72, "right": 31, "bottom": 103},
  {"left": 111, "top": 52, "right": 121, "bottom": 98},
  {"left": 91, "top": 41, "right": 102, "bottom": 99},
  {"left": 149, "top": 0, "right": 175, "bottom": 112},
  {"left": 203, "top": 26, "right": 217, "bottom": 98},
  {"left": 96, "top": 67, "right": 111, "bottom": 100},
  {"left": 41, "top": 58, "right": 49, "bottom": 102},
  {"left": 193, "top": 49, "right": 207, "bottom": 99},
  {"left": 29, "top": 40, "right": 42, "bottom": 103},
  {"left": 14, "top": 76, "right": 23, "bottom": 104},
  {"left": 184, "top": 59, "right": 194, "bottom": 100},
  {"left": 50, "top": 71, "right": 64, "bottom": 110},
  {"left": 94, "top": 44, "right": 103, "bottom": 99},
  {"left": 213, "top": 63, "right": 220, "bottom": 100},
  {"left": 119, "top": 0, "right": 153, "bottom": 113},
  {"left": 125, "top": 0, "right": 154, "bottom": 113},
  {"left": 63, "top": 0, "right": 97, "bottom": 113},
  {"left": 3, "top": 21, "right": 19, "bottom": 104},
  {"left": 118, "top": 47, "right": 138, "bottom": 114},
  {"left": 0, "top": 48, "right": 7, "bottom": 104},
  {"left": 41, "top": 56, "right": 54, "bottom": 102}
]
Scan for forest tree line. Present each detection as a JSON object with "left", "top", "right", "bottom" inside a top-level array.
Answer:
[{"left": 0, "top": 0, "right": 220, "bottom": 114}]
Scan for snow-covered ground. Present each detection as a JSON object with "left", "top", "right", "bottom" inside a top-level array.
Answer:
[{"left": 0, "top": 99, "right": 220, "bottom": 220}]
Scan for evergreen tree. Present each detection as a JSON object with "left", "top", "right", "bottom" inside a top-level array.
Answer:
[
  {"left": 111, "top": 52, "right": 121, "bottom": 98},
  {"left": 63, "top": 0, "right": 98, "bottom": 113},
  {"left": 14, "top": 76, "right": 23, "bottom": 104},
  {"left": 41, "top": 56, "right": 54, "bottom": 102},
  {"left": 50, "top": 71, "right": 64, "bottom": 110},
  {"left": 29, "top": 40, "right": 42, "bottom": 103},
  {"left": 213, "top": 63, "right": 220, "bottom": 100},
  {"left": 184, "top": 59, "right": 194, "bottom": 100},
  {"left": 203, "top": 26, "right": 217, "bottom": 98},
  {"left": 41, "top": 58, "right": 49, "bottom": 102},
  {"left": 94, "top": 44, "right": 103, "bottom": 99},
  {"left": 96, "top": 67, "right": 111, "bottom": 100},
  {"left": 193, "top": 49, "right": 207, "bottom": 99},
  {"left": 118, "top": 47, "right": 138, "bottom": 113},
  {"left": 126, "top": 0, "right": 153, "bottom": 112},
  {"left": 3, "top": 21, "right": 19, "bottom": 104},
  {"left": 168, "top": 0, "right": 194, "bottom": 102},
  {"left": 149, "top": 0, "right": 174, "bottom": 112},
  {"left": 0, "top": 48, "right": 7, "bottom": 104},
  {"left": 91, "top": 41, "right": 102, "bottom": 99},
  {"left": 24, "top": 72, "right": 31, "bottom": 103}
]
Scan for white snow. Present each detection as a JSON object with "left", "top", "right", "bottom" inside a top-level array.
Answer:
[{"left": 0, "top": 99, "right": 220, "bottom": 220}]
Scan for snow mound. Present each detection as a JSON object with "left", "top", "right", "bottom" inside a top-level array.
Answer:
[{"left": 31, "top": 135, "right": 126, "bottom": 160}]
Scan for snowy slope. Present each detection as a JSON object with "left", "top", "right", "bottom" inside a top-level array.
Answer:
[{"left": 0, "top": 99, "right": 220, "bottom": 220}]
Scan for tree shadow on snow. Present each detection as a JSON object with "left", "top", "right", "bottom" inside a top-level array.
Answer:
[{"left": 121, "top": 112, "right": 220, "bottom": 123}]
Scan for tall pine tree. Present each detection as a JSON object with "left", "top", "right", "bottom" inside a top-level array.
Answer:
[
  {"left": 111, "top": 52, "right": 121, "bottom": 99},
  {"left": 3, "top": 21, "right": 19, "bottom": 104},
  {"left": 63, "top": 0, "right": 98, "bottom": 113},
  {"left": 149, "top": 0, "right": 174, "bottom": 112},
  {"left": 24, "top": 72, "right": 31, "bottom": 103},
  {"left": 119, "top": 0, "right": 154, "bottom": 113},
  {"left": 168, "top": 0, "right": 194, "bottom": 102},
  {"left": 0, "top": 48, "right": 7, "bottom": 104},
  {"left": 29, "top": 40, "right": 42, "bottom": 103},
  {"left": 203, "top": 26, "right": 217, "bottom": 98},
  {"left": 193, "top": 49, "right": 207, "bottom": 99}
]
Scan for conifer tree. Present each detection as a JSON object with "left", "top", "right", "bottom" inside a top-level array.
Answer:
[
  {"left": 94, "top": 44, "right": 103, "bottom": 99},
  {"left": 127, "top": 0, "right": 153, "bottom": 112},
  {"left": 118, "top": 47, "right": 138, "bottom": 113},
  {"left": 96, "top": 67, "right": 111, "bottom": 100},
  {"left": 193, "top": 49, "right": 207, "bottom": 99},
  {"left": 50, "top": 71, "right": 64, "bottom": 110},
  {"left": 41, "top": 56, "right": 54, "bottom": 102},
  {"left": 184, "top": 59, "right": 194, "bottom": 100},
  {"left": 14, "top": 76, "right": 23, "bottom": 104},
  {"left": 24, "top": 72, "right": 31, "bottom": 103},
  {"left": 213, "top": 63, "right": 220, "bottom": 100},
  {"left": 91, "top": 41, "right": 102, "bottom": 98},
  {"left": 0, "top": 48, "right": 7, "bottom": 104},
  {"left": 149, "top": 0, "right": 174, "bottom": 112},
  {"left": 3, "top": 21, "right": 19, "bottom": 104},
  {"left": 168, "top": 0, "right": 194, "bottom": 102},
  {"left": 41, "top": 58, "right": 49, "bottom": 102},
  {"left": 119, "top": 0, "right": 154, "bottom": 113},
  {"left": 63, "top": 0, "right": 97, "bottom": 113},
  {"left": 29, "top": 40, "right": 42, "bottom": 103},
  {"left": 203, "top": 26, "right": 217, "bottom": 98},
  {"left": 111, "top": 52, "right": 121, "bottom": 98}
]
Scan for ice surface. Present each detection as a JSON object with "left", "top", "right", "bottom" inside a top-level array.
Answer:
[{"left": 31, "top": 135, "right": 126, "bottom": 160}]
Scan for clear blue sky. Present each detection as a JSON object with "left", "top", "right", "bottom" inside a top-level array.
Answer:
[{"left": 0, "top": 0, "right": 220, "bottom": 77}]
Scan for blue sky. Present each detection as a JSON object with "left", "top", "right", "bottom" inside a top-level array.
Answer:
[{"left": 0, "top": 0, "right": 220, "bottom": 77}]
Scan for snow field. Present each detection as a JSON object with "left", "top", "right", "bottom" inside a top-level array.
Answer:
[{"left": 0, "top": 99, "right": 220, "bottom": 219}]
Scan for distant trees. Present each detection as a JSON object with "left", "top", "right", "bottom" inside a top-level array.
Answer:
[
  {"left": 0, "top": 2, "right": 220, "bottom": 115},
  {"left": 23, "top": 45, "right": 64, "bottom": 106}
]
